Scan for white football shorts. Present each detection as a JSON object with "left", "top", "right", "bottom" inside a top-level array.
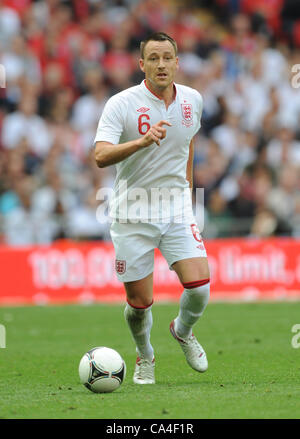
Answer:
[{"left": 110, "top": 218, "right": 207, "bottom": 282}]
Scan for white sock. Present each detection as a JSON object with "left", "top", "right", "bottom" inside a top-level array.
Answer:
[
  {"left": 124, "top": 302, "right": 154, "bottom": 361},
  {"left": 174, "top": 282, "right": 210, "bottom": 339}
]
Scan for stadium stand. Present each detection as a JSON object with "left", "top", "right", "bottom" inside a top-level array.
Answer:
[{"left": 0, "top": 0, "right": 299, "bottom": 245}]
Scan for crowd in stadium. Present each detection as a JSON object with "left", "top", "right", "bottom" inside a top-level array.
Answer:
[{"left": 0, "top": 0, "right": 299, "bottom": 246}]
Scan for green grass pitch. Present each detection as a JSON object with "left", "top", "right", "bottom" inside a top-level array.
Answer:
[{"left": 0, "top": 302, "right": 299, "bottom": 419}]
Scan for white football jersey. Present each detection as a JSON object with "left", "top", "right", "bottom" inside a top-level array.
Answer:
[{"left": 94, "top": 80, "right": 203, "bottom": 221}]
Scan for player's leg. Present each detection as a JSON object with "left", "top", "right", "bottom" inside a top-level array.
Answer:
[
  {"left": 124, "top": 274, "right": 155, "bottom": 384},
  {"left": 124, "top": 272, "right": 154, "bottom": 307},
  {"left": 159, "top": 221, "right": 210, "bottom": 372},
  {"left": 124, "top": 273, "right": 154, "bottom": 362},
  {"left": 171, "top": 256, "right": 210, "bottom": 340},
  {"left": 110, "top": 221, "right": 158, "bottom": 384}
]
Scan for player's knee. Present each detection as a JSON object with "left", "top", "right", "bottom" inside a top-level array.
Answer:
[
  {"left": 124, "top": 299, "right": 153, "bottom": 325},
  {"left": 126, "top": 297, "right": 153, "bottom": 310},
  {"left": 183, "top": 279, "right": 210, "bottom": 303}
]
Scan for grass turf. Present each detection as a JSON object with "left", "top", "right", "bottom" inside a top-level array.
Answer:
[{"left": 0, "top": 302, "right": 299, "bottom": 419}]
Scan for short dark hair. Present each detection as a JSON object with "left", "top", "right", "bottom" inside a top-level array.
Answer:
[{"left": 140, "top": 32, "right": 178, "bottom": 59}]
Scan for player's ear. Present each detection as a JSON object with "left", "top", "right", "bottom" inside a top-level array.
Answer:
[
  {"left": 139, "top": 58, "right": 145, "bottom": 73},
  {"left": 175, "top": 56, "right": 179, "bottom": 70}
]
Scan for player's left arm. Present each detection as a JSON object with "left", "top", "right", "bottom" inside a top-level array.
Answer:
[{"left": 186, "top": 138, "right": 194, "bottom": 191}]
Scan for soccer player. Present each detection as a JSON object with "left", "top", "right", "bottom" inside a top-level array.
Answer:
[{"left": 94, "top": 32, "right": 210, "bottom": 384}]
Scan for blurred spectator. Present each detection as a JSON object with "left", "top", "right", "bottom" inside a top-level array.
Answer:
[
  {"left": 241, "top": 0, "right": 284, "bottom": 36},
  {"left": 265, "top": 126, "right": 300, "bottom": 168},
  {"left": 31, "top": 171, "right": 76, "bottom": 219},
  {"left": 0, "top": 34, "right": 41, "bottom": 108},
  {"left": 66, "top": 186, "right": 111, "bottom": 241},
  {"left": 0, "top": 0, "right": 21, "bottom": 50},
  {"left": 227, "top": 167, "right": 256, "bottom": 220},
  {"left": 250, "top": 208, "right": 281, "bottom": 238},
  {"left": 211, "top": 111, "right": 242, "bottom": 159},
  {"left": 222, "top": 13, "right": 256, "bottom": 59},
  {"left": 178, "top": 30, "right": 203, "bottom": 77},
  {"left": 238, "top": 54, "right": 271, "bottom": 131},
  {"left": 205, "top": 189, "right": 234, "bottom": 237},
  {"left": 3, "top": 176, "right": 63, "bottom": 246},
  {"left": 195, "top": 22, "right": 220, "bottom": 60},
  {"left": 71, "top": 68, "right": 107, "bottom": 129},
  {"left": 267, "top": 164, "right": 299, "bottom": 223},
  {"left": 102, "top": 29, "right": 136, "bottom": 94},
  {"left": 1, "top": 93, "right": 53, "bottom": 157},
  {"left": 281, "top": 0, "right": 300, "bottom": 46}
]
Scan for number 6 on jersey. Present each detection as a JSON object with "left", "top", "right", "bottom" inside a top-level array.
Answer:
[{"left": 138, "top": 114, "right": 151, "bottom": 135}]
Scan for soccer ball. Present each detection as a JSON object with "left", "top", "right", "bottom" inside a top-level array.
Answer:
[{"left": 79, "top": 347, "right": 126, "bottom": 393}]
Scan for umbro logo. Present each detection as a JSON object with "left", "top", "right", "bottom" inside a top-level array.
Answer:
[{"left": 137, "top": 107, "right": 150, "bottom": 112}]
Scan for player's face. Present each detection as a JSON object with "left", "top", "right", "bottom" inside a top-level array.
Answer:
[{"left": 139, "top": 40, "right": 178, "bottom": 90}]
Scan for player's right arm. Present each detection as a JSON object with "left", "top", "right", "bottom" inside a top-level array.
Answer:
[{"left": 95, "top": 120, "right": 171, "bottom": 168}]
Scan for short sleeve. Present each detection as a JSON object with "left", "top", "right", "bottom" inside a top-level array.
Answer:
[{"left": 94, "top": 94, "right": 127, "bottom": 145}]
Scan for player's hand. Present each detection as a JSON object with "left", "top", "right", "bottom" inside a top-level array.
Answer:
[{"left": 138, "top": 120, "right": 172, "bottom": 147}]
